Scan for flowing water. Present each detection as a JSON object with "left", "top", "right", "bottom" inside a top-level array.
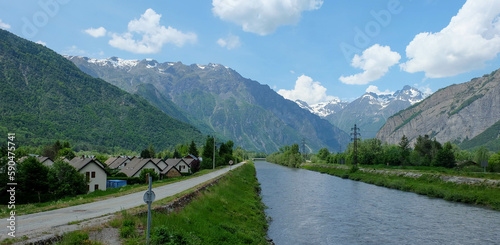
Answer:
[{"left": 254, "top": 161, "right": 500, "bottom": 245}]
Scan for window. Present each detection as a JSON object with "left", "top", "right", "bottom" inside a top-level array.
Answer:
[
  {"left": 91, "top": 172, "right": 96, "bottom": 178},
  {"left": 86, "top": 172, "right": 90, "bottom": 182},
  {"left": 87, "top": 185, "right": 90, "bottom": 192},
  {"left": 95, "top": 184, "right": 99, "bottom": 191}
]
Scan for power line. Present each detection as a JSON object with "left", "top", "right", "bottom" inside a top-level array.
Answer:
[{"left": 351, "top": 124, "right": 361, "bottom": 166}]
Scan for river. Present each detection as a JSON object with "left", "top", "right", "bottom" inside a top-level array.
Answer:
[{"left": 254, "top": 161, "right": 500, "bottom": 245}]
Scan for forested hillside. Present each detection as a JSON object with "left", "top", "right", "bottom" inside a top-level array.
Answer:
[{"left": 0, "top": 30, "right": 203, "bottom": 151}]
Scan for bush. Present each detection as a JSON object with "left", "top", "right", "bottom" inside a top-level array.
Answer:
[
  {"left": 120, "top": 219, "right": 136, "bottom": 238},
  {"left": 151, "top": 226, "right": 187, "bottom": 245}
]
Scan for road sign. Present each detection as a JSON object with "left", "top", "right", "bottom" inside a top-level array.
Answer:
[
  {"left": 229, "top": 160, "right": 233, "bottom": 165},
  {"left": 143, "top": 190, "right": 156, "bottom": 204}
]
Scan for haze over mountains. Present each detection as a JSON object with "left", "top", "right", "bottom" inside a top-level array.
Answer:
[{"left": 66, "top": 55, "right": 350, "bottom": 153}]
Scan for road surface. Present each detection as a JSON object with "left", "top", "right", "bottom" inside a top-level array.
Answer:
[{"left": 0, "top": 162, "right": 244, "bottom": 241}]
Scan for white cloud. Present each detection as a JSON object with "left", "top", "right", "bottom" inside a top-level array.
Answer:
[
  {"left": 401, "top": 0, "right": 500, "bottom": 78},
  {"left": 212, "top": 0, "right": 323, "bottom": 35},
  {"left": 0, "top": 19, "right": 10, "bottom": 29},
  {"left": 278, "top": 75, "right": 338, "bottom": 105},
  {"left": 365, "top": 85, "right": 393, "bottom": 95},
  {"left": 35, "top": 40, "right": 47, "bottom": 46},
  {"left": 339, "top": 44, "right": 401, "bottom": 85},
  {"left": 217, "top": 34, "right": 241, "bottom": 49},
  {"left": 109, "top": 8, "right": 197, "bottom": 54},
  {"left": 84, "top": 27, "right": 107, "bottom": 38}
]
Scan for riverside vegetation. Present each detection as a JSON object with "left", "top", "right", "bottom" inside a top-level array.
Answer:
[{"left": 267, "top": 136, "right": 500, "bottom": 210}]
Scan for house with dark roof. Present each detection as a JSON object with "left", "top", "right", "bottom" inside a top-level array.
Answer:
[
  {"left": 161, "top": 164, "right": 182, "bottom": 179},
  {"left": 18, "top": 156, "right": 54, "bottom": 167},
  {"left": 118, "top": 158, "right": 161, "bottom": 178},
  {"left": 69, "top": 157, "right": 107, "bottom": 193},
  {"left": 151, "top": 158, "right": 167, "bottom": 171},
  {"left": 165, "top": 158, "right": 191, "bottom": 174},
  {"left": 106, "top": 156, "right": 131, "bottom": 169}
]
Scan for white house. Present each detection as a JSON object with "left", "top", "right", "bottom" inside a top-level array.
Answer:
[
  {"left": 69, "top": 157, "right": 107, "bottom": 193},
  {"left": 166, "top": 158, "right": 191, "bottom": 174},
  {"left": 106, "top": 156, "right": 131, "bottom": 169}
]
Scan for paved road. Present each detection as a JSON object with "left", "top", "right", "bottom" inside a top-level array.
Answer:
[{"left": 0, "top": 163, "right": 244, "bottom": 241}]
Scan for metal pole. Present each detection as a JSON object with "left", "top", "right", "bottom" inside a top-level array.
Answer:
[
  {"left": 146, "top": 175, "right": 152, "bottom": 245},
  {"left": 213, "top": 135, "right": 216, "bottom": 169}
]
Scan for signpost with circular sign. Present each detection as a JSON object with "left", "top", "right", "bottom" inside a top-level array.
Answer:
[{"left": 143, "top": 190, "right": 156, "bottom": 204}]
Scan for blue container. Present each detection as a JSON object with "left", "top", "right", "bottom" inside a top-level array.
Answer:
[{"left": 107, "top": 179, "right": 127, "bottom": 188}]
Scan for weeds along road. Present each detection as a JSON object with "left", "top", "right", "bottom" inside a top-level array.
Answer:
[{"left": 0, "top": 163, "right": 244, "bottom": 241}]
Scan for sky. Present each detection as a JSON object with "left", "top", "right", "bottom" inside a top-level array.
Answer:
[{"left": 1, "top": 0, "right": 500, "bottom": 104}]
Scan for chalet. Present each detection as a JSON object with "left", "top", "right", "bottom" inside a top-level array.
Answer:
[
  {"left": 69, "top": 157, "right": 107, "bottom": 193},
  {"left": 18, "top": 156, "right": 54, "bottom": 167},
  {"left": 118, "top": 158, "right": 161, "bottom": 177},
  {"left": 161, "top": 164, "right": 182, "bottom": 179},
  {"left": 107, "top": 156, "right": 131, "bottom": 169},
  {"left": 151, "top": 158, "right": 167, "bottom": 171},
  {"left": 165, "top": 158, "right": 191, "bottom": 174}
]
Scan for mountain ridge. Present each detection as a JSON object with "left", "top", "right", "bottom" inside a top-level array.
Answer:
[
  {"left": 376, "top": 69, "right": 500, "bottom": 150},
  {"left": 66, "top": 55, "right": 350, "bottom": 153}
]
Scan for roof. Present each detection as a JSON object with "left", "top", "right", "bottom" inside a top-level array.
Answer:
[
  {"left": 105, "top": 157, "right": 119, "bottom": 166},
  {"left": 118, "top": 158, "right": 160, "bottom": 177},
  {"left": 108, "top": 157, "right": 130, "bottom": 169},
  {"left": 161, "top": 164, "right": 181, "bottom": 175},
  {"left": 69, "top": 157, "right": 106, "bottom": 172},
  {"left": 165, "top": 158, "right": 187, "bottom": 167},
  {"left": 183, "top": 158, "right": 195, "bottom": 167},
  {"left": 184, "top": 154, "right": 198, "bottom": 160},
  {"left": 18, "top": 156, "right": 53, "bottom": 164}
]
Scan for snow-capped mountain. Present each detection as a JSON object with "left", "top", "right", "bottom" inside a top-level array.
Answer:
[
  {"left": 293, "top": 85, "right": 425, "bottom": 139},
  {"left": 295, "top": 99, "right": 349, "bottom": 118}
]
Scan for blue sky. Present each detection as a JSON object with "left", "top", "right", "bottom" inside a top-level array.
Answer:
[{"left": 1, "top": 0, "right": 500, "bottom": 103}]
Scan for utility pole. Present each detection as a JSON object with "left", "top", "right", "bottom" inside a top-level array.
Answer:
[
  {"left": 351, "top": 124, "right": 360, "bottom": 166},
  {"left": 301, "top": 138, "right": 306, "bottom": 161},
  {"left": 213, "top": 135, "right": 216, "bottom": 169}
]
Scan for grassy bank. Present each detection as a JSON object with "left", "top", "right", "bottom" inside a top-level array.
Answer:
[
  {"left": 303, "top": 164, "right": 500, "bottom": 211},
  {"left": 112, "top": 161, "right": 268, "bottom": 244}
]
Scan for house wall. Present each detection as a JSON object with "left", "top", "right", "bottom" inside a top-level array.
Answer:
[
  {"left": 176, "top": 162, "right": 191, "bottom": 173},
  {"left": 132, "top": 161, "right": 160, "bottom": 178},
  {"left": 164, "top": 168, "right": 182, "bottom": 178},
  {"left": 80, "top": 163, "right": 107, "bottom": 192}
]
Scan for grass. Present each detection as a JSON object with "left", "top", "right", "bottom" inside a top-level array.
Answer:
[
  {"left": 0, "top": 167, "right": 223, "bottom": 218},
  {"left": 113, "top": 162, "right": 269, "bottom": 244},
  {"left": 303, "top": 164, "right": 500, "bottom": 211}
]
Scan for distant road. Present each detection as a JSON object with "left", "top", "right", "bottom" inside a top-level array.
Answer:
[{"left": 0, "top": 163, "right": 244, "bottom": 241}]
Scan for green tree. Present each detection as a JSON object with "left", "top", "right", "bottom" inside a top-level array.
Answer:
[
  {"left": 48, "top": 160, "right": 87, "bottom": 198},
  {"left": 18, "top": 157, "right": 50, "bottom": 203},
  {"left": 139, "top": 168, "right": 159, "bottom": 182},
  {"left": 318, "top": 148, "right": 330, "bottom": 161},
  {"left": 433, "top": 142, "right": 455, "bottom": 168},
  {"left": 188, "top": 141, "right": 198, "bottom": 156},
  {"left": 201, "top": 136, "right": 216, "bottom": 169},
  {"left": 399, "top": 135, "right": 410, "bottom": 165},
  {"left": 487, "top": 151, "right": 500, "bottom": 172},
  {"left": 474, "top": 146, "right": 490, "bottom": 164}
]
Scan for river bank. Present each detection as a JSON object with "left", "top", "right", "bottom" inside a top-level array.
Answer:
[{"left": 302, "top": 164, "right": 500, "bottom": 211}]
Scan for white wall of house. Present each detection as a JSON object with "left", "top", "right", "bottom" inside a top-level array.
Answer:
[
  {"left": 176, "top": 161, "right": 191, "bottom": 173},
  {"left": 132, "top": 161, "right": 160, "bottom": 178},
  {"left": 80, "top": 163, "right": 107, "bottom": 192}
]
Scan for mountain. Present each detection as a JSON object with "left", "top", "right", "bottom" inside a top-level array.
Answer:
[
  {"left": 310, "top": 86, "right": 424, "bottom": 139},
  {"left": 295, "top": 99, "right": 349, "bottom": 118},
  {"left": 376, "top": 69, "right": 500, "bottom": 151},
  {"left": 66, "top": 56, "right": 350, "bottom": 153},
  {"left": 0, "top": 29, "right": 203, "bottom": 152}
]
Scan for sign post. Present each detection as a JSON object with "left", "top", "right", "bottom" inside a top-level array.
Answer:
[
  {"left": 229, "top": 160, "right": 233, "bottom": 170},
  {"left": 143, "top": 176, "right": 155, "bottom": 245},
  {"left": 481, "top": 160, "right": 488, "bottom": 173}
]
